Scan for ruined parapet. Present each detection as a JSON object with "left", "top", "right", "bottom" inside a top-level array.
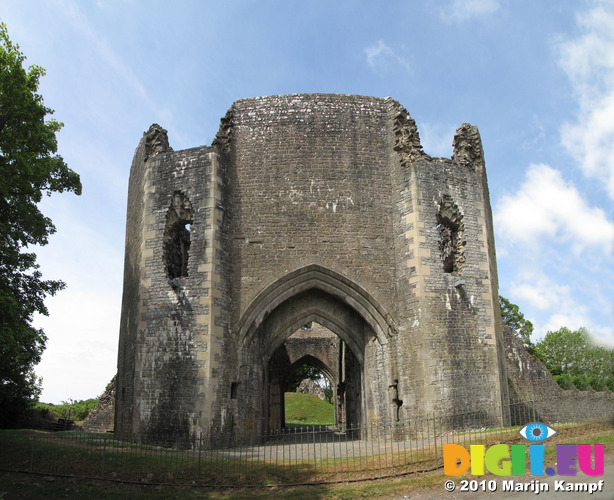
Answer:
[
  {"left": 82, "top": 376, "right": 116, "bottom": 433},
  {"left": 144, "top": 124, "right": 172, "bottom": 161},
  {"left": 390, "top": 101, "right": 428, "bottom": 166},
  {"left": 212, "top": 108, "right": 233, "bottom": 152},
  {"left": 503, "top": 326, "right": 614, "bottom": 424},
  {"left": 453, "top": 123, "right": 485, "bottom": 171},
  {"left": 296, "top": 379, "right": 327, "bottom": 401}
]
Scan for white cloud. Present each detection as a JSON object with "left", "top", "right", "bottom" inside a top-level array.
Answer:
[
  {"left": 29, "top": 198, "right": 124, "bottom": 402},
  {"left": 512, "top": 279, "right": 571, "bottom": 312},
  {"left": 543, "top": 312, "right": 588, "bottom": 336},
  {"left": 494, "top": 163, "right": 614, "bottom": 255},
  {"left": 364, "top": 40, "right": 411, "bottom": 75},
  {"left": 439, "top": 0, "right": 499, "bottom": 23},
  {"left": 542, "top": 312, "right": 613, "bottom": 347},
  {"left": 507, "top": 271, "right": 613, "bottom": 346},
  {"left": 558, "top": 1, "right": 614, "bottom": 199}
]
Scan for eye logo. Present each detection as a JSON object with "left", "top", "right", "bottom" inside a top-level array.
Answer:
[{"left": 518, "top": 422, "right": 557, "bottom": 442}]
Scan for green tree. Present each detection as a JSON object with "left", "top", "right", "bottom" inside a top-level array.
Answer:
[
  {"left": 285, "top": 363, "right": 323, "bottom": 392},
  {"left": 0, "top": 23, "right": 81, "bottom": 426},
  {"left": 534, "top": 327, "right": 614, "bottom": 381},
  {"left": 499, "top": 296, "right": 534, "bottom": 347},
  {"left": 552, "top": 373, "right": 573, "bottom": 390}
]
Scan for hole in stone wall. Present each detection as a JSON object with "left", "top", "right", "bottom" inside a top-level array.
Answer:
[
  {"left": 163, "top": 191, "right": 194, "bottom": 279},
  {"left": 165, "top": 221, "right": 191, "bottom": 278},
  {"left": 436, "top": 195, "right": 465, "bottom": 273},
  {"left": 230, "top": 382, "right": 239, "bottom": 399}
]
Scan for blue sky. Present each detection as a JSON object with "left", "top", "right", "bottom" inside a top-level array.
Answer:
[{"left": 2, "top": 0, "right": 613, "bottom": 403}]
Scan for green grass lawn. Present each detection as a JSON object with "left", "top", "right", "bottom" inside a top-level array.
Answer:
[{"left": 284, "top": 392, "right": 334, "bottom": 425}]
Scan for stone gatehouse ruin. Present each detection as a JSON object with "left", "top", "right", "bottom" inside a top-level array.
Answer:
[{"left": 115, "top": 94, "right": 510, "bottom": 445}]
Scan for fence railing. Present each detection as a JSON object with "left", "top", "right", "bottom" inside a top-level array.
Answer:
[{"left": 0, "top": 399, "right": 611, "bottom": 487}]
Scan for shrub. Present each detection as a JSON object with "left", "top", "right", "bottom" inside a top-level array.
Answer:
[
  {"left": 32, "top": 402, "right": 67, "bottom": 420},
  {"left": 553, "top": 373, "right": 573, "bottom": 389},
  {"left": 588, "top": 376, "right": 605, "bottom": 391},
  {"left": 571, "top": 375, "right": 589, "bottom": 390},
  {"left": 32, "top": 398, "right": 99, "bottom": 422}
]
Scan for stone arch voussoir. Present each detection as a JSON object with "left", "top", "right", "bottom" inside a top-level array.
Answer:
[
  {"left": 237, "top": 264, "right": 394, "bottom": 346},
  {"left": 264, "top": 303, "right": 364, "bottom": 364}
]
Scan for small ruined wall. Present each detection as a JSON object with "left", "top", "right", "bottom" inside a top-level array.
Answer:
[
  {"left": 297, "top": 379, "right": 327, "bottom": 401},
  {"left": 503, "top": 325, "right": 614, "bottom": 424},
  {"left": 83, "top": 376, "right": 116, "bottom": 433}
]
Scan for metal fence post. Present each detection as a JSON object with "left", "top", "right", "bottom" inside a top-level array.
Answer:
[
  {"left": 312, "top": 425, "right": 317, "bottom": 482},
  {"left": 198, "top": 433, "right": 202, "bottom": 483},
  {"left": 433, "top": 413, "right": 438, "bottom": 465},
  {"left": 29, "top": 436, "right": 35, "bottom": 472},
  {"left": 101, "top": 434, "right": 106, "bottom": 479}
]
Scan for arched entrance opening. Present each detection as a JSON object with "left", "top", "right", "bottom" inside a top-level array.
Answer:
[
  {"left": 262, "top": 289, "right": 366, "bottom": 431},
  {"left": 238, "top": 265, "right": 394, "bottom": 438}
]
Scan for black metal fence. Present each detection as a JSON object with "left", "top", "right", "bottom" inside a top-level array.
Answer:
[{"left": 0, "top": 399, "right": 611, "bottom": 488}]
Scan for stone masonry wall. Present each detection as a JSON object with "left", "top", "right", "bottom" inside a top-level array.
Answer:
[
  {"left": 115, "top": 124, "right": 221, "bottom": 445},
  {"left": 226, "top": 95, "right": 399, "bottom": 323},
  {"left": 386, "top": 102, "right": 506, "bottom": 424},
  {"left": 116, "top": 94, "right": 510, "bottom": 444}
]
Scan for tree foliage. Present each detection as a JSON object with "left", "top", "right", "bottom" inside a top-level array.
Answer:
[
  {"left": 285, "top": 363, "right": 323, "bottom": 393},
  {"left": 498, "top": 297, "right": 614, "bottom": 391},
  {"left": 0, "top": 23, "right": 81, "bottom": 425},
  {"left": 499, "top": 295, "right": 534, "bottom": 347},
  {"left": 534, "top": 327, "right": 613, "bottom": 379},
  {"left": 34, "top": 398, "right": 99, "bottom": 422}
]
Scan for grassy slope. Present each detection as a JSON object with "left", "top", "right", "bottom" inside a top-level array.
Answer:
[{"left": 284, "top": 392, "right": 334, "bottom": 425}]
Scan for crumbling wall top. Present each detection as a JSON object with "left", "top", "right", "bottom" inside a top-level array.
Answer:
[
  {"left": 452, "top": 123, "right": 485, "bottom": 171},
  {"left": 143, "top": 123, "right": 172, "bottom": 161}
]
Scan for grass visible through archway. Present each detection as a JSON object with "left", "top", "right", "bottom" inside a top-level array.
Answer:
[{"left": 284, "top": 392, "right": 334, "bottom": 425}]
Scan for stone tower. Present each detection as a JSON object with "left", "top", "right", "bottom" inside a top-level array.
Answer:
[{"left": 115, "top": 94, "right": 508, "bottom": 445}]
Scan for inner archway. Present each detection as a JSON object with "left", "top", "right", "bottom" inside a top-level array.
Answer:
[
  {"left": 283, "top": 352, "right": 335, "bottom": 427},
  {"left": 266, "top": 322, "right": 363, "bottom": 431}
]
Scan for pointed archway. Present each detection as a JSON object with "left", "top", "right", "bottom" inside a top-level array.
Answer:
[{"left": 238, "top": 266, "right": 396, "bottom": 436}]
